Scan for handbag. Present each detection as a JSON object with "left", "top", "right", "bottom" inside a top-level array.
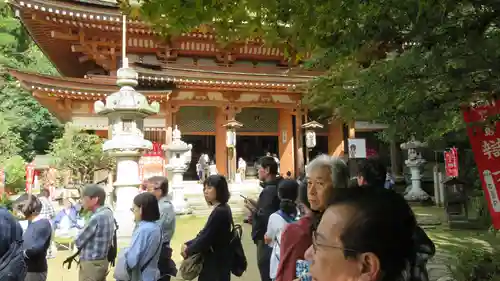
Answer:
[{"left": 179, "top": 253, "right": 204, "bottom": 281}]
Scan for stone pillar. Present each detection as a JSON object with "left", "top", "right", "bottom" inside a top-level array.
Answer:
[
  {"left": 113, "top": 151, "right": 142, "bottom": 236},
  {"left": 328, "top": 119, "right": 344, "bottom": 157},
  {"left": 279, "top": 109, "right": 295, "bottom": 177},
  {"left": 215, "top": 107, "right": 227, "bottom": 176}
]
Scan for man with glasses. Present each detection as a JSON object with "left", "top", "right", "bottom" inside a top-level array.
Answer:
[
  {"left": 147, "top": 176, "right": 177, "bottom": 281},
  {"left": 305, "top": 187, "right": 418, "bottom": 281}
]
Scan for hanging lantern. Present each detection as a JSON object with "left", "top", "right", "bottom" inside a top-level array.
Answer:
[
  {"left": 302, "top": 120, "right": 324, "bottom": 149},
  {"left": 226, "top": 130, "right": 237, "bottom": 148}
]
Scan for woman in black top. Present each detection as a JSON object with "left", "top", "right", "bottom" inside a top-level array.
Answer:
[
  {"left": 182, "top": 175, "right": 233, "bottom": 281},
  {"left": 15, "top": 194, "right": 52, "bottom": 281}
]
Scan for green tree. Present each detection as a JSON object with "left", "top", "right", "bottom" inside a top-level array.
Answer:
[
  {"left": 128, "top": 0, "right": 500, "bottom": 141},
  {"left": 0, "top": 2, "right": 61, "bottom": 159},
  {"left": 49, "top": 124, "right": 114, "bottom": 185},
  {"left": 0, "top": 113, "right": 27, "bottom": 193}
]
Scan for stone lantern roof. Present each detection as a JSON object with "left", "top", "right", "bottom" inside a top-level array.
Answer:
[{"left": 94, "top": 67, "right": 160, "bottom": 116}]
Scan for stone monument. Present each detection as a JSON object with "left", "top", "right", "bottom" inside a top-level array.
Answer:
[
  {"left": 94, "top": 18, "right": 160, "bottom": 235},
  {"left": 163, "top": 125, "right": 193, "bottom": 214},
  {"left": 401, "top": 138, "right": 430, "bottom": 201}
]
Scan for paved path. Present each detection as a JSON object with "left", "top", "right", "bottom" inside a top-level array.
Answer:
[{"left": 428, "top": 251, "right": 453, "bottom": 281}]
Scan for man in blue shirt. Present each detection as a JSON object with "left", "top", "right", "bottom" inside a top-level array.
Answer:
[{"left": 0, "top": 206, "right": 23, "bottom": 259}]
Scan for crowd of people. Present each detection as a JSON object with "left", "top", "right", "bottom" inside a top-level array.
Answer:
[{"left": 0, "top": 154, "right": 436, "bottom": 281}]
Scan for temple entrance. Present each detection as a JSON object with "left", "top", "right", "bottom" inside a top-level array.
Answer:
[
  {"left": 182, "top": 135, "right": 216, "bottom": 180},
  {"left": 236, "top": 135, "right": 278, "bottom": 178}
]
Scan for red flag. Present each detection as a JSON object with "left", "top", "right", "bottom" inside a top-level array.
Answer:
[
  {"left": 444, "top": 147, "right": 459, "bottom": 178},
  {"left": 25, "top": 162, "right": 35, "bottom": 193}
]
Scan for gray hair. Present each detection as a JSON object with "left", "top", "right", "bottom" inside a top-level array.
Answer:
[{"left": 306, "top": 154, "right": 350, "bottom": 189}]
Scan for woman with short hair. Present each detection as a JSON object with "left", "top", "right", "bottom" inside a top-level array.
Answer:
[
  {"left": 115, "top": 192, "right": 162, "bottom": 281},
  {"left": 181, "top": 175, "right": 233, "bottom": 281},
  {"left": 15, "top": 194, "right": 53, "bottom": 281}
]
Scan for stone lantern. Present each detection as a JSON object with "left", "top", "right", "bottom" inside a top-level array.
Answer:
[
  {"left": 162, "top": 126, "right": 192, "bottom": 214},
  {"left": 223, "top": 119, "right": 243, "bottom": 182},
  {"left": 94, "top": 15, "right": 160, "bottom": 236},
  {"left": 400, "top": 138, "right": 430, "bottom": 201},
  {"left": 302, "top": 121, "right": 324, "bottom": 164}
]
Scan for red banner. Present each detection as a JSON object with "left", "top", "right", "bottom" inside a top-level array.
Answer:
[
  {"left": 25, "top": 162, "right": 35, "bottom": 193},
  {"left": 463, "top": 100, "right": 500, "bottom": 229},
  {"left": 444, "top": 147, "right": 459, "bottom": 178}
]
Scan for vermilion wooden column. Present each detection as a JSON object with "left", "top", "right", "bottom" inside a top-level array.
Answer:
[{"left": 279, "top": 109, "right": 295, "bottom": 177}]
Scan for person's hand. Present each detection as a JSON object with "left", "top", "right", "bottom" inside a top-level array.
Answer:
[
  {"left": 181, "top": 244, "right": 187, "bottom": 259},
  {"left": 264, "top": 234, "right": 272, "bottom": 245},
  {"left": 244, "top": 199, "right": 257, "bottom": 212}
]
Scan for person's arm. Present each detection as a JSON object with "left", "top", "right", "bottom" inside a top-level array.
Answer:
[
  {"left": 158, "top": 202, "right": 175, "bottom": 242},
  {"left": 53, "top": 211, "right": 63, "bottom": 227},
  {"left": 125, "top": 229, "right": 148, "bottom": 270},
  {"left": 23, "top": 220, "right": 52, "bottom": 259},
  {"left": 253, "top": 186, "right": 279, "bottom": 231},
  {"left": 264, "top": 213, "right": 279, "bottom": 244},
  {"left": 74, "top": 216, "right": 98, "bottom": 249},
  {"left": 185, "top": 207, "right": 226, "bottom": 256}
]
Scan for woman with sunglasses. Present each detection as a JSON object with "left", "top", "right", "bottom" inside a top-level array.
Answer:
[{"left": 181, "top": 175, "right": 234, "bottom": 281}]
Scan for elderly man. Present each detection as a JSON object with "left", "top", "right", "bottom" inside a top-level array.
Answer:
[
  {"left": 147, "top": 176, "right": 177, "bottom": 281},
  {"left": 74, "top": 185, "right": 115, "bottom": 281}
]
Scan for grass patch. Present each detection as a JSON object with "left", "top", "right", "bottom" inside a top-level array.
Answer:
[
  {"left": 47, "top": 214, "right": 258, "bottom": 281},
  {"left": 412, "top": 206, "right": 499, "bottom": 256}
]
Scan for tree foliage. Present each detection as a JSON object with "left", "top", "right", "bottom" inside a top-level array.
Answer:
[
  {"left": 0, "top": 113, "right": 28, "bottom": 193},
  {"left": 49, "top": 124, "right": 114, "bottom": 184},
  {"left": 0, "top": 2, "right": 61, "bottom": 159},
  {"left": 128, "top": 0, "right": 500, "bottom": 141}
]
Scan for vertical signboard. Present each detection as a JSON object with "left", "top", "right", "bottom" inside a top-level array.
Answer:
[{"left": 463, "top": 101, "right": 500, "bottom": 229}]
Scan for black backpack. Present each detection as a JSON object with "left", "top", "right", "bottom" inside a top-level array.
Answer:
[
  {"left": 107, "top": 219, "right": 119, "bottom": 267},
  {"left": 229, "top": 221, "right": 247, "bottom": 277},
  {"left": 0, "top": 239, "right": 27, "bottom": 281}
]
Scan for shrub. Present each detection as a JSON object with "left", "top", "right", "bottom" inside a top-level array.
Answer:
[{"left": 449, "top": 248, "right": 500, "bottom": 281}]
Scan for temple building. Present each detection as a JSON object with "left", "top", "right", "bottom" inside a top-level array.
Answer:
[{"left": 8, "top": 0, "right": 389, "bottom": 179}]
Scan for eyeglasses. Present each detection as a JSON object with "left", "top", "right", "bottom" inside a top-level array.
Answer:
[{"left": 312, "top": 231, "right": 358, "bottom": 254}]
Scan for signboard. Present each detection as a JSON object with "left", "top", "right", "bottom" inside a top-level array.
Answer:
[
  {"left": 140, "top": 142, "right": 165, "bottom": 180},
  {"left": 444, "top": 147, "right": 459, "bottom": 178},
  {"left": 25, "top": 162, "right": 35, "bottom": 193},
  {"left": 463, "top": 101, "right": 500, "bottom": 229},
  {"left": 140, "top": 156, "right": 165, "bottom": 180},
  {"left": 347, "top": 139, "right": 367, "bottom": 159}
]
